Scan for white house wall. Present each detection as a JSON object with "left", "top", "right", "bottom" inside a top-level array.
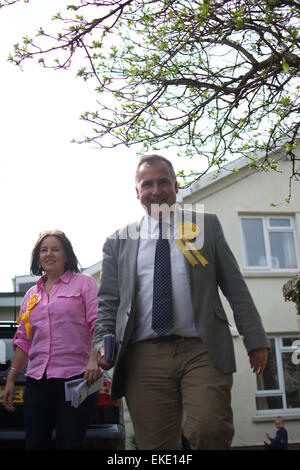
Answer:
[{"left": 182, "top": 150, "right": 300, "bottom": 448}]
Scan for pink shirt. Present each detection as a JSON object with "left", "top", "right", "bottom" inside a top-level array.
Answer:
[{"left": 13, "top": 271, "right": 98, "bottom": 380}]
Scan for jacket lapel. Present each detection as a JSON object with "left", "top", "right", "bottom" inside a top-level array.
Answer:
[{"left": 125, "top": 220, "right": 141, "bottom": 302}]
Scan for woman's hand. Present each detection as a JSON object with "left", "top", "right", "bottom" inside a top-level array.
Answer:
[
  {"left": 3, "top": 380, "right": 16, "bottom": 412},
  {"left": 3, "top": 348, "right": 28, "bottom": 412},
  {"left": 84, "top": 351, "right": 102, "bottom": 386}
]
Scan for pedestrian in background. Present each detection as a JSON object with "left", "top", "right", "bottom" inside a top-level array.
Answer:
[{"left": 264, "top": 416, "right": 288, "bottom": 450}]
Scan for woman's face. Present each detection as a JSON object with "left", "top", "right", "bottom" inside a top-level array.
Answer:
[{"left": 39, "top": 235, "right": 68, "bottom": 277}]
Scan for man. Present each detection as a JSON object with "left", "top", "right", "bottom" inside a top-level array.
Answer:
[{"left": 93, "top": 154, "right": 269, "bottom": 450}]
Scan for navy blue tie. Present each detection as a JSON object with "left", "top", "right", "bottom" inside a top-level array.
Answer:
[{"left": 152, "top": 220, "right": 173, "bottom": 335}]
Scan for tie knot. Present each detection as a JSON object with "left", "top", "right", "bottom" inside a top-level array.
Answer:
[
  {"left": 159, "top": 220, "right": 170, "bottom": 240},
  {"left": 159, "top": 220, "right": 163, "bottom": 239}
]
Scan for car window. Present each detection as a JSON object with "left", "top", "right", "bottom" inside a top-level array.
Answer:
[{"left": 0, "top": 338, "right": 14, "bottom": 370}]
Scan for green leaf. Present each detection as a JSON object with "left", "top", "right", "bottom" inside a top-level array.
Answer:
[{"left": 282, "top": 57, "right": 289, "bottom": 72}]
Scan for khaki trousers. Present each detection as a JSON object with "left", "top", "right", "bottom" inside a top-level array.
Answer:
[{"left": 124, "top": 338, "right": 234, "bottom": 450}]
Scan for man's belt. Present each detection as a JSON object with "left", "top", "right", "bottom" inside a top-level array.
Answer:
[{"left": 151, "top": 335, "right": 185, "bottom": 343}]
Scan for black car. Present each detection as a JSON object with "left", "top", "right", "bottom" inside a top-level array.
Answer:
[{"left": 0, "top": 321, "right": 125, "bottom": 450}]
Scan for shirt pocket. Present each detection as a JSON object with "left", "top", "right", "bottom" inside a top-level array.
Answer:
[{"left": 55, "top": 291, "right": 84, "bottom": 316}]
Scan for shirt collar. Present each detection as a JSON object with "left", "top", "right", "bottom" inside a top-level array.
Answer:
[
  {"left": 37, "top": 270, "right": 73, "bottom": 290},
  {"left": 60, "top": 270, "right": 73, "bottom": 284},
  {"left": 140, "top": 213, "right": 176, "bottom": 239}
]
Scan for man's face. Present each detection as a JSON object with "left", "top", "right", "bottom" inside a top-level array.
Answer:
[{"left": 135, "top": 161, "right": 178, "bottom": 217}]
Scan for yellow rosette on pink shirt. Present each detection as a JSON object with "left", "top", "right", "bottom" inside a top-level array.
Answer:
[{"left": 16, "top": 294, "right": 39, "bottom": 339}]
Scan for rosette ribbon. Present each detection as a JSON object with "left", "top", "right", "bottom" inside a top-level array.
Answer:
[{"left": 16, "top": 294, "right": 39, "bottom": 339}]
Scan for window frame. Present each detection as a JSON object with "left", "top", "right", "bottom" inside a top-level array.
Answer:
[
  {"left": 240, "top": 215, "right": 298, "bottom": 273},
  {"left": 255, "top": 335, "right": 300, "bottom": 415}
]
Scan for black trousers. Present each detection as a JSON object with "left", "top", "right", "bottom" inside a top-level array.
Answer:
[{"left": 24, "top": 375, "right": 98, "bottom": 450}]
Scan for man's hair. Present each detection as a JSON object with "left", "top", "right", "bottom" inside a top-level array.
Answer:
[{"left": 135, "top": 154, "right": 177, "bottom": 183}]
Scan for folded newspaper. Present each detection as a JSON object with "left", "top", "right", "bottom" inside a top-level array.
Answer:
[{"left": 65, "top": 375, "right": 103, "bottom": 408}]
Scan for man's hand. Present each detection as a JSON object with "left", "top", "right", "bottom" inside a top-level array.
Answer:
[
  {"left": 98, "top": 346, "right": 115, "bottom": 371},
  {"left": 249, "top": 348, "right": 268, "bottom": 375},
  {"left": 84, "top": 354, "right": 102, "bottom": 386}
]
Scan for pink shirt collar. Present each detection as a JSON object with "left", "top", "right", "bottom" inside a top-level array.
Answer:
[{"left": 37, "top": 270, "right": 73, "bottom": 290}]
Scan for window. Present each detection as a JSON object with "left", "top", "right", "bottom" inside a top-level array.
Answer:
[
  {"left": 255, "top": 336, "right": 300, "bottom": 414},
  {"left": 240, "top": 216, "right": 298, "bottom": 271},
  {"left": 17, "top": 282, "right": 35, "bottom": 293},
  {"left": 0, "top": 338, "right": 13, "bottom": 368}
]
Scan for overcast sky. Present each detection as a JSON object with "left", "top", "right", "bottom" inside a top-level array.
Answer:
[{"left": 0, "top": 0, "right": 197, "bottom": 292}]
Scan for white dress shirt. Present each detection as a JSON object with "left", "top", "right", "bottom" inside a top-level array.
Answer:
[{"left": 131, "top": 214, "right": 199, "bottom": 342}]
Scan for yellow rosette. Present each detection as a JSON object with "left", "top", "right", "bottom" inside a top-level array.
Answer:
[
  {"left": 176, "top": 221, "right": 208, "bottom": 267},
  {"left": 16, "top": 294, "right": 39, "bottom": 339}
]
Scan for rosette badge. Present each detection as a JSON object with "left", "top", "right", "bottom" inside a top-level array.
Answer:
[
  {"left": 177, "top": 221, "right": 200, "bottom": 240},
  {"left": 16, "top": 294, "right": 39, "bottom": 339}
]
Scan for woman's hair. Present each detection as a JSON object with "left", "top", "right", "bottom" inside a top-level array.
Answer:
[{"left": 30, "top": 230, "right": 81, "bottom": 275}]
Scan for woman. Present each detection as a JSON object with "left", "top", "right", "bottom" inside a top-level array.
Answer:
[{"left": 3, "top": 230, "right": 101, "bottom": 450}]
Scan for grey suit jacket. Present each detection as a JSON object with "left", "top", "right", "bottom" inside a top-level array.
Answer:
[{"left": 93, "top": 212, "right": 269, "bottom": 400}]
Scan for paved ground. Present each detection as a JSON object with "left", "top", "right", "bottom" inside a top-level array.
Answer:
[{"left": 122, "top": 407, "right": 300, "bottom": 451}]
